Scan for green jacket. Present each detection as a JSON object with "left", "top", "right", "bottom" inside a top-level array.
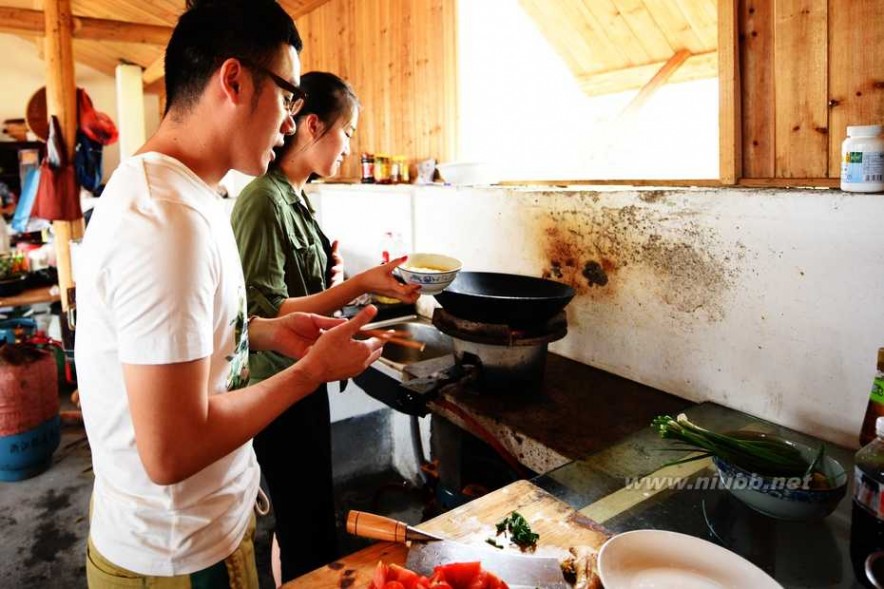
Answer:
[{"left": 230, "top": 168, "right": 330, "bottom": 383}]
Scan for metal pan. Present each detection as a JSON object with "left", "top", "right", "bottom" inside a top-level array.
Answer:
[{"left": 433, "top": 271, "right": 574, "bottom": 326}]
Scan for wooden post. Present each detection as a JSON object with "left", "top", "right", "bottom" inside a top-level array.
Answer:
[
  {"left": 718, "top": 0, "right": 741, "bottom": 185},
  {"left": 43, "top": 0, "right": 84, "bottom": 319}
]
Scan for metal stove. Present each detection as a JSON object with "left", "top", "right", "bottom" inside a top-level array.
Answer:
[{"left": 430, "top": 307, "right": 567, "bottom": 394}]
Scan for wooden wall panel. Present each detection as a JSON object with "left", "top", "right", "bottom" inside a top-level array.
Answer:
[
  {"left": 740, "top": 0, "right": 774, "bottom": 178},
  {"left": 294, "top": 0, "right": 457, "bottom": 181},
  {"left": 828, "top": 0, "right": 884, "bottom": 177},
  {"left": 719, "top": 0, "right": 740, "bottom": 184},
  {"left": 772, "top": 0, "right": 828, "bottom": 178},
  {"left": 738, "top": 0, "right": 884, "bottom": 182}
]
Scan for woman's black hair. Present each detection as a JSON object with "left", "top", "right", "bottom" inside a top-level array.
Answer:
[
  {"left": 164, "top": 0, "right": 302, "bottom": 115},
  {"left": 270, "top": 71, "right": 360, "bottom": 170}
]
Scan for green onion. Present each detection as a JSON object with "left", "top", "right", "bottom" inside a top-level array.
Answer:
[
  {"left": 651, "top": 414, "right": 824, "bottom": 478},
  {"left": 494, "top": 511, "right": 539, "bottom": 550}
]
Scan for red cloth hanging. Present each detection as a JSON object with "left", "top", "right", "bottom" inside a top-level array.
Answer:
[{"left": 31, "top": 115, "right": 83, "bottom": 222}]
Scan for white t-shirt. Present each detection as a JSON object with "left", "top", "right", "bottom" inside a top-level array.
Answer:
[{"left": 75, "top": 152, "right": 259, "bottom": 576}]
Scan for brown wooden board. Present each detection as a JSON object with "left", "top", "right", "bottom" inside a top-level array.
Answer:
[
  {"left": 283, "top": 479, "right": 610, "bottom": 588},
  {"left": 828, "top": 0, "right": 884, "bottom": 178},
  {"left": 773, "top": 0, "right": 829, "bottom": 179},
  {"left": 739, "top": 0, "right": 774, "bottom": 179},
  {"left": 296, "top": 0, "right": 457, "bottom": 181}
]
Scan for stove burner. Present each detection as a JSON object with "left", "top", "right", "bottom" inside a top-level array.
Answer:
[
  {"left": 430, "top": 307, "right": 569, "bottom": 395},
  {"left": 431, "top": 308, "right": 567, "bottom": 346},
  {"left": 357, "top": 309, "right": 571, "bottom": 417}
]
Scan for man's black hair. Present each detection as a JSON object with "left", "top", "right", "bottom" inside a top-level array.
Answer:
[{"left": 164, "top": 0, "right": 303, "bottom": 115}]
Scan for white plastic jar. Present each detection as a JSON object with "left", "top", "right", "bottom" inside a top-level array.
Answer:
[{"left": 841, "top": 125, "right": 884, "bottom": 193}]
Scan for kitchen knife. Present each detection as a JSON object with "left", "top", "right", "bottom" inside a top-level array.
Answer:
[{"left": 346, "top": 511, "right": 568, "bottom": 588}]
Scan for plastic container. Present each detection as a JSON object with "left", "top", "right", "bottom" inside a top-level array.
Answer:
[
  {"left": 841, "top": 125, "right": 884, "bottom": 193},
  {"left": 861, "top": 349, "right": 884, "bottom": 447},
  {"left": 436, "top": 162, "right": 500, "bottom": 186},
  {"left": 0, "top": 350, "right": 60, "bottom": 481},
  {"left": 852, "top": 416, "right": 884, "bottom": 587}
]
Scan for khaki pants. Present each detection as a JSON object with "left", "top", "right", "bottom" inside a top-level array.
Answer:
[{"left": 85, "top": 515, "right": 259, "bottom": 589}]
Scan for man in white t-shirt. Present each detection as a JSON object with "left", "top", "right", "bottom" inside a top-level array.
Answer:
[{"left": 74, "top": 1, "right": 384, "bottom": 586}]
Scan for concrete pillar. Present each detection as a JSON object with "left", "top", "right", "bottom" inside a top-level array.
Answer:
[{"left": 114, "top": 63, "right": 146, "bottom": 160}]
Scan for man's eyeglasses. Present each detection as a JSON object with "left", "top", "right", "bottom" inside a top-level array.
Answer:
[{"left": 236, "top": 57, "right": 307, "bottom": 116}]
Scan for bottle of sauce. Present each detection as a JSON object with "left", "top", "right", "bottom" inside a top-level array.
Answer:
[
  {"left": 360, "top": 153, "right": 375, "bottom": 184},
  {"left": 861, "top": 349, "right": 884, "bottom": 447},
  {"left": 852, "top": 416, "right": 884, "bottom": 587}
]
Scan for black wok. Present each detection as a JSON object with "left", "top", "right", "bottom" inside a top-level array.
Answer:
[{"left": 433, "top": 271, "right": 574, "bottom": 326}]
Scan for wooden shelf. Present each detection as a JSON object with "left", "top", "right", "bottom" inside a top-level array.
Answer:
[{"left": 0, "top": 285, "right": 60, "bottom": 308}]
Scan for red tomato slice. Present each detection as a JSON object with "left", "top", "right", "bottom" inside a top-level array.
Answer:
[
  {"left": 466, "top": 570, "right": 488, "bottom": 589},
  {"left": 389, "top": 563, "right": 422, "bottom": 589},
  {"left": 434, "top": 561, "right": 482, "bottom": 587},
  {"left": 383, "top": 582, "right": 406, "bottom": 589},
  {"left": 371, "top": 561, "right": 390, "bottom": 589}
]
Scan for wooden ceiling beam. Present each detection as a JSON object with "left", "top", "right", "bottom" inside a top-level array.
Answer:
[
  {"left": 578, "top": 50, "right": 717, "bottom": 96},
  {"left": 621, "top": 49, "right": 692, "bottom": 116},
  {"left": 142, "top": 54, "right": 164, "bottom": 85},
  {"left": 278, "top": 0, "right": 335, "bottom": 19},
  {"left": 0, "top": 6, "right": 172, "bottom": 44},
  {"left": 138, "top": 0, "right": 336, "bottom": 89}
]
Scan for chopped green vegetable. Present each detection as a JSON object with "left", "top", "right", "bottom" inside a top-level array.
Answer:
[
  {"left": 651, "top": 414, "right": 826, "bottom": 479},
  {"left": 494, "top": 511, "right": 539, "bottom": 550},
  {"left": 485, "top": 537, "right": 503, "bottom": 549}
]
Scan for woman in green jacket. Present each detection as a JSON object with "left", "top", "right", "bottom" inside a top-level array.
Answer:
[{"left": 230, "top": 72, "right": 420, "bottom": 583}]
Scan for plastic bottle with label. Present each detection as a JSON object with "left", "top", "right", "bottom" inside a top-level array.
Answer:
[
  {"left": 852, "top": 416, "right": 884, "bottom": 587},
  {"left": 379, "top": 230, "right": 406, "bottom": 264},
  {"left": 841, "top": 125, "right": 884, "bottom": 193},
  {"left": 862, "top": 349, "right": 884, "bottom": 447},
  {"left": 375, "top": 231, "right": 407, "bottom": 304}
]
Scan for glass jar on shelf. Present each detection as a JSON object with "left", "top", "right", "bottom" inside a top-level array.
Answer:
[{"left": 374, "top": 154, "right": 391, "bottom": 184}]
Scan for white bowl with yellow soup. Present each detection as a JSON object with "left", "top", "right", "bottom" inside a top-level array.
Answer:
[{"left": 398, "top": 253, "right": 463, "bottom": 295}]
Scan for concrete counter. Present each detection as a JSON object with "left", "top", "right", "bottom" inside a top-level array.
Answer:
[{"left": 427, "top": 353, "right": 693, "bottom": 474}]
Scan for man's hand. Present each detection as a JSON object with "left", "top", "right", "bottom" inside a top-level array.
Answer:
[
  {"left": 252, "top": 312, "right": 347, "bottom": 358},
  {"left": 295, "top": 305, "right": 385, "bottom": 383},
  {"left": 329, "top": 240, "right": 345, "bottom": 287},
  {"left": 355, "top": 255, "right": 421, "bottom": 303}
]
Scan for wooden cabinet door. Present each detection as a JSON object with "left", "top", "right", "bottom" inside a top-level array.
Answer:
[{"left": 737, "top": 0, "right": 884, "bottom": 183}]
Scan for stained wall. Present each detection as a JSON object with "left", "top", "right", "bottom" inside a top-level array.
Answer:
[{"left": 309, "top": 183, "right": 882, "bottom": 450}]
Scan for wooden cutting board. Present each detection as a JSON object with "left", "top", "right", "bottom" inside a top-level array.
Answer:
[{"left": 283, "top": 479, "right": 610, "bottom": 588}]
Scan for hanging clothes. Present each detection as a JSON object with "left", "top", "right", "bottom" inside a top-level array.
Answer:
[{"left": 31, "top": 115, "right": 82, "bottom": 222}]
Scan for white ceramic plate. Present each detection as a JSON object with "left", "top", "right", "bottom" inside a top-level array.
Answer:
[{"left": 598, "top": 530, "right": 783, "bottom": 589}]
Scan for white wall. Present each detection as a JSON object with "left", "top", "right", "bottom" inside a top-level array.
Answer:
[
  {"left": 0, "top": 34, "right": 161, "bottom": 182},
  {"left": 309, "top": 183, "right": 882, "bottom": 451},
  {"left": 456, "top": 0, "right": 719, "bottom": 180}
]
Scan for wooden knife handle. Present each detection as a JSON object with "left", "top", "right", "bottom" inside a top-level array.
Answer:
[{"left": 346, "top": 510, "right": 409, "bottom": 543}]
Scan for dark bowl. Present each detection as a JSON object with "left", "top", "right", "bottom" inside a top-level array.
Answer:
[{"left": 0, "top": 275, "right": 27, "bottom": 297}]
